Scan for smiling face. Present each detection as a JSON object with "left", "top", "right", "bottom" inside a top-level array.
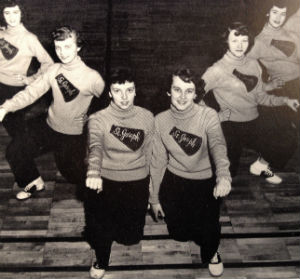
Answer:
[
  {"left": 109, "top": 81, "right": 136, "bottom": 110},
  {"left": 169, "top": 75, "right": 196, "bottom": 111},
  {"left": 268, "top": 5, "right": 287, "bottom": 29},
  {"left": 3, "top": 5, "right": 21, "bottom": 28},
  {"left": 227, "top": 29, "right": 249, "bottom": 58},
  {"left": 54, "top": 35, "right": 80, "bottom": 64}
]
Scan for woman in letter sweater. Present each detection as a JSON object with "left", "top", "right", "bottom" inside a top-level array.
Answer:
[
  {"left": 201, "top": 22, "right": 299, "bottom": 184},
  {"left": 149, "top": 67, "right": 231, "bottom": 277},
  {"left": 85, "top": 67, "right": 154, "bottom": 279},
  {"left": 247, "top": 0, "right": 300, "bottom": 133},
  {"left": 0, "top": 0, "right": 53, "bottom": 137},
  {"left": 0, "top": 26, "right": 104, "bottom": 200}
]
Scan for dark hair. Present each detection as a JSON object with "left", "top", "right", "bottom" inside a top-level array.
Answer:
[
  {"left": 264, "top": 0, "right": 292, "bottom": 18},
  {"left": 221, "top": 21, "right": 254, "bottom": 55},
  {"left": 109, "top": 67, "right": 135, "bottom": 86},
  {"left": 167, "top": 67, "right": 203, "bottom": 102},
  {"left": 0, "top": 0, "right": 25, "bottom": 27},
  {"left": 51, "top": 26, "right": 84, "bottom": 48}
]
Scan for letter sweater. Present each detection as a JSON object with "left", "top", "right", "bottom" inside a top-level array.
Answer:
[
  {"left": 149, "top": 103, "right": 231, "bottom": 204},
  {"left": 1, "top": 56, "right": 104, "bottom": 135},
  {"left": 87, "top": 102, "right": 154, "bottom": 182},
  {"left": 202, "top": 51, "right": 288, "bottom": 122},
  {"left": 0, "top": 24, "right": 53, "bottom": 86},
  {"left": 247, "top": 23, "right": 300, "bottom": 82}
]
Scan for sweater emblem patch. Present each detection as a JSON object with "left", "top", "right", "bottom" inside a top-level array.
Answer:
[
  {"left": 0, "top": 38, "right": 18, "bottom": 60},
  {"left": 271, "top": 39, "right": 295, "bottom": 57},
  {"left": 233, "top": 69, "right": 258, "bottom": 92},
  {"left": 55, "top": 74, "right": 80, "bottom": 102},
  {"left": 170, "top": 127, "right": 202, "bottom": 156},
  {"left": 110, "top": 125, "right": 144, "bottom": 151}
]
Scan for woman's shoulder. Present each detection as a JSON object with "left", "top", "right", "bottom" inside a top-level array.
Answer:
[{"left": 134, "top": 105, "right": 154, "bottom": 117}]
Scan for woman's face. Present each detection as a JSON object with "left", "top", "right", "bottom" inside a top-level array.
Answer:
[
  {"left": 227, "top": 29, "right": 249, "bottom": 58},
  {"left": 109, "top": 81, "right": 136, "bottom": 110},
  {"left": 3, "top": 5, "right": 21, "bottom": 28},
  {"left": 169, "top": 75, "right": 196, "bottom": 111},
  {"left": 54, "top": 35, "right": 80, "bottom": 64},
  {"left": 268, "top": 5, "right": 287, "bottom": 29}
]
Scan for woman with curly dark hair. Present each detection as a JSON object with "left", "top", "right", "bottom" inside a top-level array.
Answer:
[{"left": 0, "top": 0, "right": 53, "bottom": 137}]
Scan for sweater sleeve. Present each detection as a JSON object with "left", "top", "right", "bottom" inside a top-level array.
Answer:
[
  {"left": 142, "top": 112, "right": 155, "bottom": 172},
  {"left": 206, "top": 109, "right": 231, "bottom": 183},
  {"left": 90, "top": 72, "right": 105, "bottom": 97},
  {"left": 87, "top": 113, "right": 104, "bottom": 177},
  {"left": 253, "top": 62, "right": 288, "bottom": 106},
  {"left": 27, "top": 34, "right": 54, "bottom": 83},
  {"left": 1, "top": 69, "right": 51, "bottom": 112},
  {"left": 201, "top": 65, "right": 221, "bottom": 93},
  {"left": 149, "top": 117, "right": 168, "bottom": 205},
  {"left": 247, "top": 38, "right": 264, "bottom": 60}
]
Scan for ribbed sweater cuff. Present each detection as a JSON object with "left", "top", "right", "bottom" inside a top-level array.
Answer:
[{"left": 87, "top": 170, "right": 101, "bottom": 178}]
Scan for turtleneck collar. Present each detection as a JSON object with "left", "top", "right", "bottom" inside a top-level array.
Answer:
[
  {"left": 170, "top": 103, "right": 198, "bottom": 120},
  {"left": 5, "top": 23, "right": 26, "bottom": 35},
  {"left": 108, "top": 101, "right": 137, "bottom": 119},
  {"left": 264, "top": 23, "right": 283, "bottom": 34},
  {"left": 61, "top": 56, "right": 84, "bottom": 71},
  {"left": 224, "top": 50, "right": 247, "bottom": 66}
]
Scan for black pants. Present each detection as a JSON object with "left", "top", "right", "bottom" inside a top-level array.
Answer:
[
  {"left": 260, "top": 78, "right": 300, "bottom": 133},
  {"left": 159, "top": 170, "right": 221, "bottom": 264},
  {"left": 221, "top": 116, "right": 297, "bottom": 176},
  {"left": 84, "top": 176, "right": 149, "bottom": 269},
  {"left": 0, "top": 83, "right": 27, "bottom": 138},
  {"left": 5, "top": 115, "right": 86, "bottom": 188}
]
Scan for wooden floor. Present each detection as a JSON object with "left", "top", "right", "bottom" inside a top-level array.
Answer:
[{"left": 0, "top": 125, "right": 299, "bottom": 279}]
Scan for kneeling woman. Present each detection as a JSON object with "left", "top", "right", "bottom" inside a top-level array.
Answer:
[
  {"left": 149, "top": 68, "right": 231, "bottom": 277},
  {"left": 85, "top": 67, "right": 154, "bottom": 279}
]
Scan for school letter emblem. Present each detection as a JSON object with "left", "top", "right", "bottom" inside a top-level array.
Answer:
[
  {"left": 55, "top": 74, "right": 80, "bottom": 102},
  {"left": 110, "top": 125, "right": 144, "bottom": 151},
  {"left": 170, "top": 127, "right": 202, "bottom": 156},
  {"left": 0, "top": 38, "right": 18, "bottom": 60}
]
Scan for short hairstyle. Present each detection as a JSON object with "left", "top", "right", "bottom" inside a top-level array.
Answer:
[
  {"left": 167, "top": 67, "right": 202, "bottom": 102},
  {"left": 264, "top": 0, "right": 292, "bottom": 18},
  {"left": 51, "top": 26, "right": 84, "bottom": 48},
  {"left": 221, "top": 21, "right": 254, "bottom": 55},
  {"left": 109, "top": 67, "right": 135, "bottom": 86},
  {"left": 0, "top": 0, "right": 25, "bottom": 26}
]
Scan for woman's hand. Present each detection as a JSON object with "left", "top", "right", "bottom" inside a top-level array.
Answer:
[
  {"left": 86, "top": 177, "right": 103, "bottom": 193},
  {"left": 264, "top": 78, "right": 285, "bottom": 91},
  {"left": 150, "top": 203, "right": 165, "bottom": 222},
  {"left": 14, "top": 74, "right": 30, "bottom": 85},
  {"left": 218, "top": 108, "right": 231, "bottom": 122},
  {"left": 285, "top": 99, "right": 300, "bottom": 112},
  {"left": 213, "top": 178, "right": 231, "bottom": 199}
]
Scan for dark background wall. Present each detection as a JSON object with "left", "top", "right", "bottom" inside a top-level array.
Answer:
[{"left": 5, "top": 0, "right": 300, "bottom": 114}]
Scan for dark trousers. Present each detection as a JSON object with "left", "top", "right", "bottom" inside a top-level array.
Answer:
[
  {"left": 0, "top": 83, "right": 27, "bottom": 138},
  {"left": 261, "top": 78, "right": 300, "bottom": 133},
  {"left": 5, "top": 115, "right": 86, "bottom": 188},
  {"left": 84, "top": 176, "right": 149, "bottom": 268},
  {"left": 221, "top": 116, "right": 297, "bottom": 176},
  {"left": 159, "top": 170, "right": 221, "bottom": 264}
]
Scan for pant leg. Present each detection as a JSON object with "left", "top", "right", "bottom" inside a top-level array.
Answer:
[
  {"left": 188, "top": 178, "right": 221, "bottom": 263},
  {"left": 5, "top": 116, "right": 54, "bottom": 188},
  {"left": 84, "top": 177, "right": 149, "bottom": 268},
  {"left": 0, "top": 83, "right": 27, "bottom": 138},
  {"left": 221, "top": 121, "right": 243, "bottom": 177},
  {"left": 245, "top": 116, "right": 297, "bottom": 169},
  {"left": 115, "top": 176, "right": 150, "bottom": 245},
  {"left": 53, "top": 132, "right": 87, "bottom": 185},
  {"left": 159, "top": 170, "right": 191, "bottom": 241}
]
